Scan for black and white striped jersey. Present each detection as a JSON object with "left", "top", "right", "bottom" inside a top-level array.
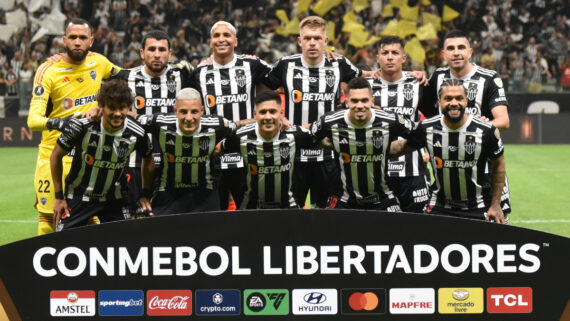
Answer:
[
  {"left": 223, "top": 123, "right": 314, "bottom": 209},
  {"left": 368, "top": 74, "right": 427, "bottom": 177},
  {"left": 425, "top": 64, "right": 510, "bottom": 119},
  {"left": 57, "top": 116, "right": 151, "bottom": 202},
  {"left": 264, "top": 54, "right": 361, "bottom": 162},
  {"left": 113, "top": 63, "right": 192, "bottom": 115},
  {"left": 138, "top": 114, "right": 236, "bottom": 191},
  {"left": 406, "top": 114, "right": 504, "bottom": 211},
  {"left": 189, "top": 55, "right": 271, "bottom": 121},
  {"left": 310, "top": 109, "right": 412, "bottom": 204}
]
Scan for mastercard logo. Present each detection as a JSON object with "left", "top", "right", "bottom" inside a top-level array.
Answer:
[
  {"left": 136, "top": 96, "right": 145, "bottom": 109},
  {"left": 249, "top": 164, "right": 258, "bottom": 175},
  {"left": 61, "top": 97, "right": 74, "bottom": 110},
  {"left": 207, "top": 95, "right": 216, "bottom": 107},
  {"left": 348, "top": 292, "right": 379, "bottom": 311},
  {"left": 84, "top": 153, "right": 94, "bottom": 165},
  {"left": 291, "top": 90, "right": 303, "bottom": 103},
  {"left": 340, "top": 152, "right": 350, "bottom": 163},
  {"left": 166, "top": 153, "right": 175, "bottom": 163},
  {"left": 434, "top": 156, "right": 443, "bottom": 169}
]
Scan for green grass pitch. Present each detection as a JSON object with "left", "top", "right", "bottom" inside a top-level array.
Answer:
[{"left": 0, "top": 146, "right": 568, "bottom": 246}]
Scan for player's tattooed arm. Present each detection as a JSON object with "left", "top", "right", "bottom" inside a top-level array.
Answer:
[
  {"left": 487, "top": 155, "right": 506, "bottom": 224},
  {"left": 50, "top": 144, "right": 70, "bottom": 227}
]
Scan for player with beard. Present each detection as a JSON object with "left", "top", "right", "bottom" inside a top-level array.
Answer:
[
  {"left": 391, "top": 79, "right": 507, "bottom": 223},
  {"left": 423, "top": 30, "right": 512, "bottom": 220},
  {"left": 27, "top": 18, "right": 120, "bottom": 234}
]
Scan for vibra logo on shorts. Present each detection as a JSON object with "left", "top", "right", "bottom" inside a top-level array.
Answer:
[
  {"left": 292, "top": 289, "right": 337, "bottom": 315},
  {"left": 438, "top": 288, "right": 483, "bottom": 314},
  {"left": 146, "top": 290, "right": 192, "bottom": 316},
  {"left": 98, "top": 290, "right": 144, "bottom": 316},
  {"left": 195, "top": 289, "right": 241, "bottom": 316},
  {"left": 243, "top": 289, "right": 289, "bottom": 315},
  {"left": 389, "top": 288, "right": 435, "bottom": 314},
  {"left": 50, "top": 290, "right": 95, "bottom": 316},
  {"left": 487, "top": 287, "right": 532, "bottom": 313},
  {"left": 341, "top": 288, "right": 386, "bottom": 315}
]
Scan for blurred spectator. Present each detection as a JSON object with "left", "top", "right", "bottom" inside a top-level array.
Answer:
[
  {"left": 561, "top": 56, "right": 570, "bottom": 92},
  {"left": 4, "top": 64, "right": 18, "bottom": 117},
  {"left": 18, "top": 63, "right": 33, "bottom": 117}
]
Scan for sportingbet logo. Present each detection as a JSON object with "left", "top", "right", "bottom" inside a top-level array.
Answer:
[
  {"left": 98, "top": 290, "right": 144, "bottom": 316},
  {"left": 341, "top": 288, "right": 386, "bottom": 315},
  {"left": 438, "top": 288, "right": 483, "bottom": 314},
  {"left": 292, "top": 289, "right": 337, "bottom": 315},
  {"left": 487, "top": 287, "right": 532, "bottom": 313},
  {"left": 389, "top": 288, "right": 434, "bottom": 314},
  {"left": 146, "top": 290, "right": 192, "bottom": 316},
  {"left": 243, "top": 289, "right": 289, "bottom": 315},
  {"left": 50, "top": 291, "right": 95, "bottom": 316}
]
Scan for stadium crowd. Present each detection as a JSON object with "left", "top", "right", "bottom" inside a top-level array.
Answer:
[{"left": 0, "top": 0, "right": 570, "bottom": 118}]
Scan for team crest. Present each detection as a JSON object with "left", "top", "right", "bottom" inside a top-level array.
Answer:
[
  {"left": 279, "top": 145, "right": 290, "bottom": 159},
  {"left": 235, "top": 69, "right": 247, "bottom": 87},
  {"left": 466, "top": 82, "right": 478, "bottom": 101},
  {"left": 40, "top": 197, "right": 47, "bottom": 205},
  {"left": 403, "top": 84, "right": 413, "bottom": 101},
  {"left": 372, "top": 131, "right": 383, "bottom": 149},
  {"left": 325, "top": 69, "right": 335, "bottom": 87},
  {"left": 167, "top": 80, "right": 176, "bottom": 93},
  {"left": 199, "top": 137, "right": 210, "bottom": 151},
  {"left": 90, "top": 70, "right": 97, "bottom": 81},
  {"left": 464, "top": 135, "right": 476, "bottom": 155}
]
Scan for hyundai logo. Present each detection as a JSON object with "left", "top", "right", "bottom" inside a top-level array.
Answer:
[{"left": 303, "top": 292, "right": 326, "bottom": 304}]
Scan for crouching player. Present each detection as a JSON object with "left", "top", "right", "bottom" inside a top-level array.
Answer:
[
  {"left": 51, "top": 79, "right": 154, "bottom": 230},
  {"left": 137, "top": 88, "right": 238, "bottom": 215}
]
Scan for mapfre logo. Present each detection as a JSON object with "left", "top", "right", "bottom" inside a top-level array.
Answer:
[
  {"left": 487, "top": 287, "right": 532, "bottom": 314},
  {"left": 389, "top": 288, "right": 434, "bottom": 314},
  {"left": 50, "top": 290, "right": 95, "bottom": 316},
  {"left": 146, "top": 290, "right": 192, "bottom": 316}
]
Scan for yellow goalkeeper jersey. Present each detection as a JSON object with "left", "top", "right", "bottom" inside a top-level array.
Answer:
[{"left": 27, "top": 52, "right": 120, "bottom": 150}]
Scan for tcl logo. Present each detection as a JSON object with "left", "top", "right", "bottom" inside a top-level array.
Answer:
[
  {"left": 146, "top": 290, "right": 192, "bottom": 316},
  {"left": 487, "top": 287, "right": 532, "bottom": 313}
]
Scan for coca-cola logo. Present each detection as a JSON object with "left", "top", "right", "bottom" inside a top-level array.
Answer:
[{"left": 146, "top": 290, "right": 192, "bottom": 316}]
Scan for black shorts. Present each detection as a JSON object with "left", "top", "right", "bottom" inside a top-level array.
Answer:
[
  {"left": 56, "top": 197, "right": 128, "bottom": 231},
  {"left": 426, "top": 204, "right": 486, "bottom": 220},
  {"left": 152, "top": 187, "right": 220, "bottom": 216},
  {"left": 387, "top": 175, "right": 430, "bottom": 213},
  {"left": 292, "top": 159, "right": 342, "bottom": 208},
  {"left": 331, "top": 196, "right": 401, "bottom": 211},
  {"left": 125, "top": 167, "right": 142, "bottom": 209},
  {"left": 218, "top": 167, "right": 245, "bottom": 208}
]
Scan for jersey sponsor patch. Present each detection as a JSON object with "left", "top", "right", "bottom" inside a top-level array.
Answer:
[{"left": 34, "top": 85, "right": 45, "bottom": 96}]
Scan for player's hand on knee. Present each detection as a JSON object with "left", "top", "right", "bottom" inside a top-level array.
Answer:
[{"left": 485, "top": 205, "right": 505, "bottom": 224}]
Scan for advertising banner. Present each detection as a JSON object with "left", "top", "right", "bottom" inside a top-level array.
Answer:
[{"left": 0, "top": 210, "right": 568, "bottom": 320}]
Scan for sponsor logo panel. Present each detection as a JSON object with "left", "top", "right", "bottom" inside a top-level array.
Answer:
[
  {"left": 487, "top": 287, "right": 532, "bottom": 314},
  {"left": 292, "top": 289, "right": 337, "bottom": 315},
  {"left": 195, "top": 289, "right": 241, "bottom": 316},
  {"left": 340, "top": 288, "right": 386, "bottom": 315},
  {"left": 438, "top": 288, "right": 483, "bottom": 314},
  {"left": 243, "top": 289, "right": 289, "bottom": 315},
  {"left": 98, "top": 290, "right": 144, "bottom": 316},
  {"left": 389, "top": 288, "right": 435, "bottom": 314},
  {"left": 50, "top": 290, "right": 95, "bottom": 317},
  {"left": 146, "top": 290, "right": 192, "bottom": 316}
]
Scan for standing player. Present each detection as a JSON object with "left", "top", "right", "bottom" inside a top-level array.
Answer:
[
  {"left": 27, "top": 18, "right": 120, "bottom": 234},
  {"left": 368, "top": 36, "right": 430, "bottom": 213},
  {"left": 264, "top": 16, "right": 364, "bottom": 208},
  {"left": 51, "top": 79, "right": 154, "bottom": 230},
  {"left": 189, "top": 21, "right": 272, "bottom": 209},
  {"left": 424, "top": 30, "right": 511, "bottom": 218},
  {"left": 310, "top": 77, "right": 412, "bottom": 210},
  {"left": 111, "top": 30, "right": 193, "bottom": 214},
  {"left": 137, "top": 88, "right": 237, "bottom": 215},
  {"left": 391, "top": 79, "right": 506, "bottom": 223},
  {"left": 222, "top": 91, "right": 315, "bottom": 209}
]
